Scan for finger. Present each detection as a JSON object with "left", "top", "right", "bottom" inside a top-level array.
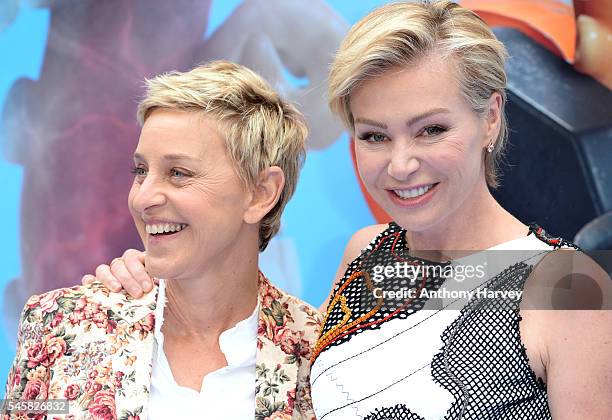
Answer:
[
  {"left": 95, "top": 264, "right": 122, "bottom": 292},
  {"left": 81, "top": 274, "right": 96, "bottom": 285},
  {"left": 109, "top": 258, "right": 145, "bottom": 298},
  {"left": 123, "top": 249, "right": 153, "bottom": 292}
]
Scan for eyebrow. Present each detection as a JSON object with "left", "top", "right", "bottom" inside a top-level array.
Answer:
[
  {"left": 354, "top": 108, "right": 451, "bottom": 130},
  {"left": 406, "top": 108, "right": 451, "bottom": 126},
  {"left": 354, "top": 117, "right": 387, "bottom": 129},
  {"left": 133, "top": 153, "right": 203, "bottom": 163}
]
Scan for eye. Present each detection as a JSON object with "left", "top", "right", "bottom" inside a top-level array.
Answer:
[
  {"left": 421, "top": 125, "right": 447, "bottom": 137},
  {"left": 170, "top": 168, "right": 189, "bottom": 178},
  {"left": 357, "top": 132, "right": 389, "bottom": 143},
  {"left": 130, "top": 166, "right": 147, "bottom": 177}
]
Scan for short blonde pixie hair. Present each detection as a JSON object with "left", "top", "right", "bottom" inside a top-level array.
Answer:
[
  {"left": 329, "top": 0, "right": 508, "bottom": 188},
  {"left": 137, "top": 60, "right": 308, "bottom": 251}
]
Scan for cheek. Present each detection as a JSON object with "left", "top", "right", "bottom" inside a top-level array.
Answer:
[
  {"left": 126, "top": 189, "right": 148, "bottom": 248},
  {"left": 183, "top": 180, "right": 248, "bottom": 223},
  {"left": 190, "top": 180, "right": 243, "bottom": 209},
  {"left": 431, "top": 149, "right": 464, "bottom": 173},
  {"left": 127, "top": 184, "right": 145, "bottom": 235},
  {"left": 355, "top": 145, "right": 387, "bottom": 185},
  {"left": 427, "top": 138, "right": 476, "bottom": 178},
  {"left": 127, "top": 183, "right": 138, "bottom": 217}
]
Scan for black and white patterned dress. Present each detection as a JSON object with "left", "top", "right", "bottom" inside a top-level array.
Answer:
[{"left": 310, "top": 222, "right": 576, "bottom": 419}]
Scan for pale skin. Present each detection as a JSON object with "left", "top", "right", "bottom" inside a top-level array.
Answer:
[
  {"left": 117, "top": 108, "right": 285, "bottom": 391},
  {"left": 84, "top": 55, "right": 612, "bottom": 416}
]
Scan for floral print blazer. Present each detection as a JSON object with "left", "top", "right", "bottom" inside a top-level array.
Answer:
[{"left": 4, "top": 272, "right": 322, "bottom": 420}]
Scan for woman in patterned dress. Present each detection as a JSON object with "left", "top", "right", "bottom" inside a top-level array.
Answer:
[{"left": 310, "top": 2, "right": 611, "bottom": 418}]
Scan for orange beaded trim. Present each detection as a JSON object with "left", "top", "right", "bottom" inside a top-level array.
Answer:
[
  {"left": 310, "top": 270, "right": 384, "bottom": 363},
  {"left": 315, "top": 294, "right": 351, "bottom": 354}
]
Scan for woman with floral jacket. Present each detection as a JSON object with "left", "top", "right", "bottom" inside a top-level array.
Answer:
[{"left": 4, "top": 60, "right": 322, "bottom": 420}]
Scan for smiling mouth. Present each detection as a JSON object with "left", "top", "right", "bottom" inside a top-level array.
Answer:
[
  {"left": 392, "top": 183, "right": 439, "bottom": 199},
  {"left": 146, "top": 223, "right": 188, "bottom": 236}
]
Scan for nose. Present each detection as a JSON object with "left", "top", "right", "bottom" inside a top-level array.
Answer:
[
  {"left": 387, "top": 141, "right": 420, "bottom": 181},
  {"left": 129, "top": 175, "right": 167, "bottom": 215}
]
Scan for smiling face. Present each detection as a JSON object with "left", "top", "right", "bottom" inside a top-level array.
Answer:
[
  {"left": 128, "top": 109, "right": 253, "bottom": 280},
  {"left": 350, "top": 53, "right": 499, "bottom": 233}
]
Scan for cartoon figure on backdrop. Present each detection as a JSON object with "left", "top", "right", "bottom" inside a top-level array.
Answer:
[
  {"left": 461, "top": 0, "right": 612, "bottom": 89},
  {"left": 1, "top": 0, "right": 347, "bottom": 333},
  {"left": 574, "top": 0, "right": 612, "bottom": 89}
]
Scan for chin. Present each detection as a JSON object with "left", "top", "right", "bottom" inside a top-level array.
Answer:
[
  {"left": 391, "top": 209, "right": 444, "bottom": 234},
  {"left": 394, "top": 218, "right": 434, "bottom": 233},
  {"left": 144, "top": 255, "right": 176, "bottom": 280}
]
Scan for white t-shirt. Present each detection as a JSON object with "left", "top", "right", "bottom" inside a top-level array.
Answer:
[{"left": 148, "top": 279, "right": 258, "bottom": 419}]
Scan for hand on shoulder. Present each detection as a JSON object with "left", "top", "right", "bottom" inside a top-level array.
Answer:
[{"left": 81, "top": 249, "right": 153, "bottom": 298}]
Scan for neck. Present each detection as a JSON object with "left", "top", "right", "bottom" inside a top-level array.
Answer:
[
  {"left": 405, "top": 179, "right": 527, "bottom": 253},
  {"left": 162, "top": 234, "right": 260, "bottom": 338}
]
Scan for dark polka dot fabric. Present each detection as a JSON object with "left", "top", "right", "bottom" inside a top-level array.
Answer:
[
  {"left": 313, "top": 222, "right": 578, "bottom": 419},
  {"left": 317, "top": 222, "right": 448, "bottom": 353},
  {"left": 364, "top": 403, "right": 425, "bottom": 420},
  {"left": 427, "top": 262, "right": 551, "bottom": 419}
]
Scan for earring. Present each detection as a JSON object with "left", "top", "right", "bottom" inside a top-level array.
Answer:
[{"left": 487, "top": 140, "right": 495, "bottom": 153}]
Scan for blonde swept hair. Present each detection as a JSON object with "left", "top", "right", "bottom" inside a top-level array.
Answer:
[
  {"left": 329, "top": 0, "right": 509, "bottom": 188},
  {"left": 137, "top": 60, "right": 308, "bottom": 251}
]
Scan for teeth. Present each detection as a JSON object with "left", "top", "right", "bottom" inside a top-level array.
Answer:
[
  {"left": 146, "top": 223, "right": 187, "bottom": 235},
  {"left": 394, "top": 184, "right": 434, "bottom": 199}
]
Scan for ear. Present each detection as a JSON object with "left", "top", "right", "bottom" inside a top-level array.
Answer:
[
  {"left": 243, "top": 166, "right": 285, "bottom": 225},
  {"left": 482, "top": 92, "right": 503, "bottom": 148}
]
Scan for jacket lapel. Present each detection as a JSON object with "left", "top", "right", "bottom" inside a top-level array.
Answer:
[
  {"left": 255, "top": 273, "right": 300, "bottom": 419},
  {"left": 106, "top": 275, "right": 310, "bottom": 420},
  {"left": 110, "top": 286, "right": 159, "bottom": 420}
]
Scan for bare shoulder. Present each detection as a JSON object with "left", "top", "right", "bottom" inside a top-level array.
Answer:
[
  {"left": 318, "top": 224, "right": 389, "bottom": 312},
  {"left": 543, "top": 308, "right": 612, "bottom": 418},
  {"left": 522, "top": 250, "right": 612, "bottom": 417},
  {"left": 523, "top": 248, "right": 611, "bottom": 310},
  {"left": 342, "top": 223, "right": 389, "bottom": 265}
]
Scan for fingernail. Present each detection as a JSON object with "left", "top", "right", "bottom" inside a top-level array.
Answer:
[
  {"left": 143, "top": 280, "right": 152, "bottom": 290},
  {"left": 109, "top": 281, "right": 120, "bottom": 291}
]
